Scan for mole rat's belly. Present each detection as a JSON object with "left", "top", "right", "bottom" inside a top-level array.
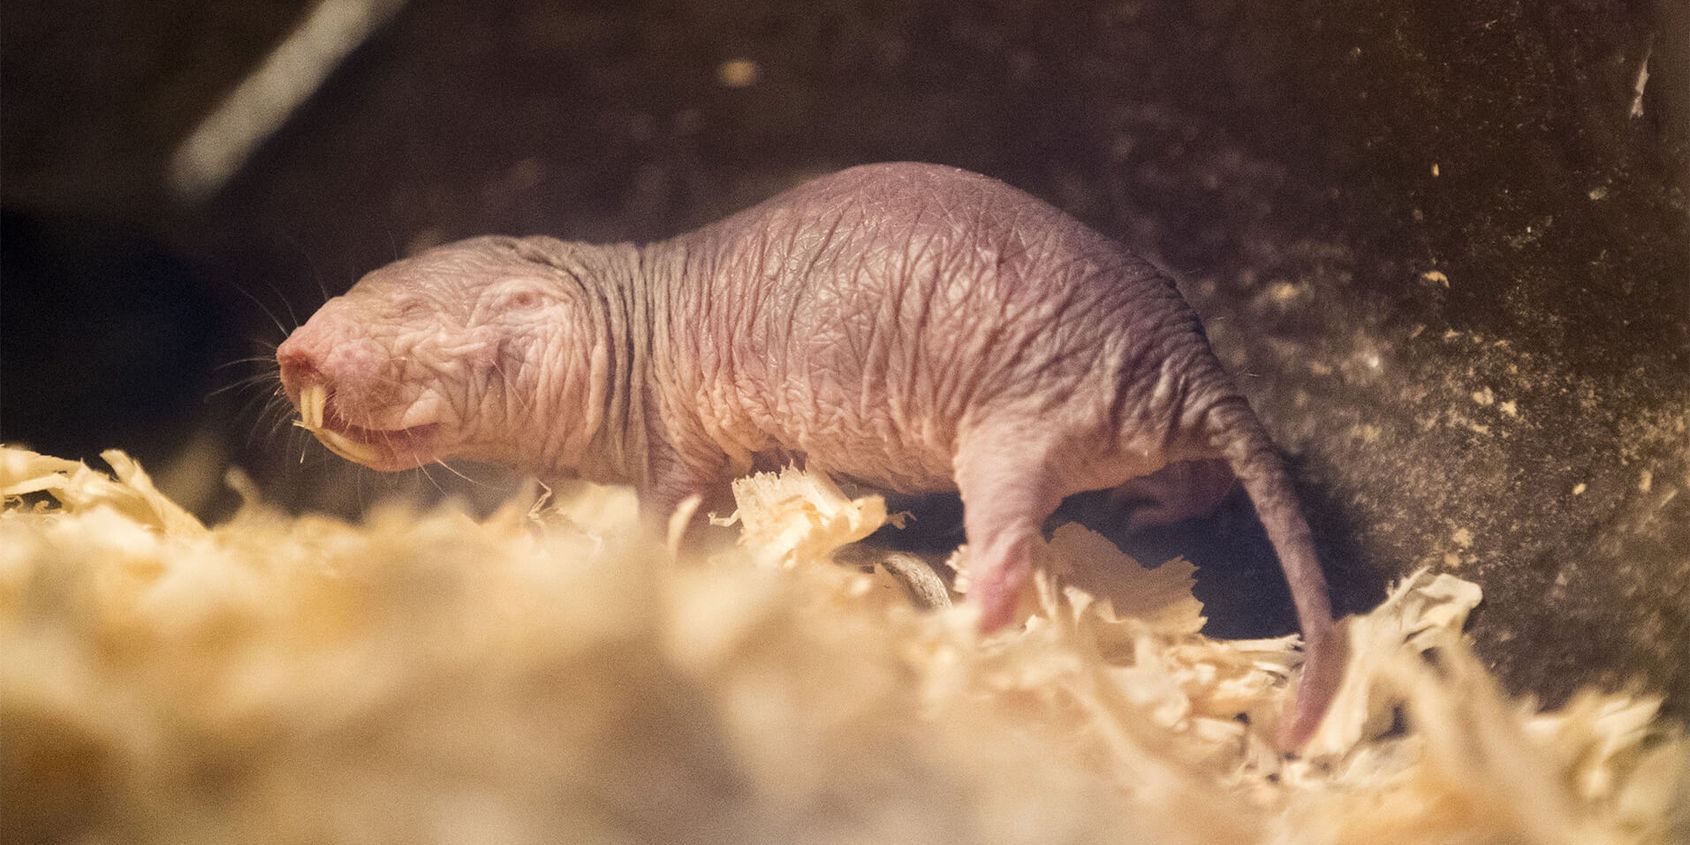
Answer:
[{"left": 772, "top": 413, "right": 959, "bottom": 495}]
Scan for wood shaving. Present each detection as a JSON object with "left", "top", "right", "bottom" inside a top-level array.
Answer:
[{"left": 2, "top": 447, "right": 1684, "bottom": 844}]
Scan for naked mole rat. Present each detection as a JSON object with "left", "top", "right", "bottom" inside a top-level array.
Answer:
[{"left": 275, "top": 162, "right": 1342, "bottom": 748}]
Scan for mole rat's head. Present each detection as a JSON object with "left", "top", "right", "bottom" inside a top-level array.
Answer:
[{"left": 276, "top": 235, "right": 610, "bottom": 475}]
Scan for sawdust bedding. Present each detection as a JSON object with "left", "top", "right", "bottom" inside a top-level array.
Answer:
[{"left": 1, "top": 447, "right": 1684, "bottom": 844}]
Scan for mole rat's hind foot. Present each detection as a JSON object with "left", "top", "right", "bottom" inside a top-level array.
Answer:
[
  {"left": 954, "top": 445, "right": 1066, "bottom": 633},
  {"left": 968, "top": 536, "right": 1038, "bottom": 631}
]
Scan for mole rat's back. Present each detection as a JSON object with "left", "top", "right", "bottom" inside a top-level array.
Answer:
[
  {"left": 659, "top": 164, "right": 1339, "bottom": 747},
  {"left": 677, "top": 162, "right": 1209, "bottom": 492}
]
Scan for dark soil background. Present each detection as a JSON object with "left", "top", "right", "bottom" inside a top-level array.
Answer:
[{"left": 3, "top": 1, "right": 1686, "bottom": 719}]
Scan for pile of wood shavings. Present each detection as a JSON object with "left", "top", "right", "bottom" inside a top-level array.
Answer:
[{"left": 1, "top": 448, "right": 1684, "bottom": 844}]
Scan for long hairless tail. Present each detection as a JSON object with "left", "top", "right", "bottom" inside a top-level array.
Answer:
[{"left": 1203, "top": 395, "right": 1344, "bottom": 751}]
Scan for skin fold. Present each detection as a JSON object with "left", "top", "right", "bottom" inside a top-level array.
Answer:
[{"left": 276, "top": 162, "right": 1341, "bottom": 750}]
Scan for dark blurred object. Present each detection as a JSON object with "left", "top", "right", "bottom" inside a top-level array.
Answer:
[{"left": 0, "top": 210, "right": 234, "bottom": 468}]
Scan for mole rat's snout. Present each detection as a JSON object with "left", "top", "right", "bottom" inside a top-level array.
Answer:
[
  {"left": 278, "top": 316, "right": 347, "bottom": 397},
  {"left": 275, "top": 334, "right": 322, "bottom": 399},
  {"left": 274, "top": 309, "right": 433, "bottom": 468},
  {"left": 276, "top": 309, "right": 388, "bottom": 400}
]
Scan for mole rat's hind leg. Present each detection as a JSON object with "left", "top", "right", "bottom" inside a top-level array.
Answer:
[
  {"left": 953, "top": 440, "right": 1066, "bottom": 632},
  {"left": 1108, "top": 458, "right": 1237, "bottom": 534}
]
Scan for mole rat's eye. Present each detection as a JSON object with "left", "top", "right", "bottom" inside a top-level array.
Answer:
[
  {"left": 498, "top": 285, "right": 547, "bottom": 311},
  {"left": 395, "top": 295, "right": 430, "bottom": 317}
]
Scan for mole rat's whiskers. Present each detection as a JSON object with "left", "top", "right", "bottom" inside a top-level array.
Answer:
[
  {"left": 489, "top": 354, "right": 534, "bottom": 423},
  {"left": 257, "top": 391, "right": 298, "bottom": 449},
  {"left": 225, "top": 345, "right": 292, "bottom": 448},
  {"left": 278, "top": 230, "right": 333, "bottom": 308},
  {"left": 206, "top": 368, "right": 282, "bottom": 401},
  {"left": 431, "top": 459, "right": 494, "bottom": 489},
  {"left": 211, "top": 339, "right": 282, "bottom": 395},
  {"left": 412, "top": 461, "right": 449, "bottom": 499},
  {"left": 265, "top": 402, "right": 297, "bottom": 442},
  {"left": 215, "top": 352, "right": 281, "bottom": 371},
  {"left": 230, "top": 284, "right": 293, "bottom": 341},
  {"left": 261, "top": 277, "right": 301, "bottom": 332}
]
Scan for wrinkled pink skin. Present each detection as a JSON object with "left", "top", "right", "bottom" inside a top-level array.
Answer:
[{"left": 277, "top": 163, "right": 1340, "bottom": 750}]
